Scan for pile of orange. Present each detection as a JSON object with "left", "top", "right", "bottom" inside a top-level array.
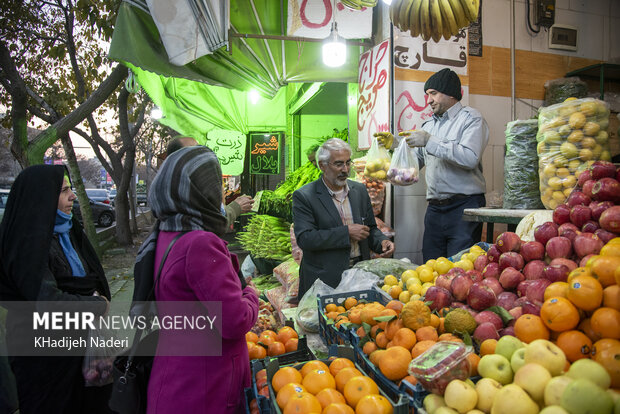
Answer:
[
  {"left": 246, "top": 326, "right": 299, "bottom": 360},
  {"left": 271, "top": 358, "right": 393, "bottom": 414}
]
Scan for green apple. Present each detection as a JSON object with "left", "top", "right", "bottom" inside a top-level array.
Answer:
[
  {"left": 615, "top": 398, "right": 620, "bottom": 414},
  {"left": 444, "top": 379, "right": 478, "bottom": 414},
  {"left": 424, "top": 393, "right": 447, "bottom": 414},
  {"left": 514, "top": 363, "right": 552, "bottom": 402},
  {"left": 561, "top": 378, "right": 614, "bottom": 414},
  {"left": 490, "top": 384, "right": 539, "bottom": 414},
  {"left": 544, "top": 375, "right": 573, "bottom": 406},
  {"left": 479, "top": 354, "right": 513, "bottom": 385},
  {"left": 435, "top": 407, "right": 459, "bottom": 414},
  {"left": 475, "top": 377, "right": 502, "bottom": 413},
  {"left": 511, "top": 347, "right": 526, "bottom": 373},
  {"left": 524, "top": 339, "right": 567, "bottom": 376},
  {"left": 495, "top": 335, "right": 524, "bottom": 361},
  {"left": 566, "top": 358, "right": 611, "bottom": 389},
  {"left": 609, "top": 388, "right": 620, "bottom": 404},
  {"left": 539, "top": 406, "right": 569, "bottom": 414}
]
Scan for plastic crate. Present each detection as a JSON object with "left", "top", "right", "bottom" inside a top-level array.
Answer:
[
  {"left": 250, "top": 360, "right": 270, "bottom": 414},
  {"left": 265, "top": 345, "right": 410, "bottom": 414},
  {"left": 351, "top": 332, "right": 429, "bottom": 409},
  {"left": 267, "top": 336, "right": 315, "bottom": 366},
  {"left": 317, "top": 288, "right": 391, "bottom": 346},
  {"left": 251, "top": 254, "right": 283, "bottom": 275}
]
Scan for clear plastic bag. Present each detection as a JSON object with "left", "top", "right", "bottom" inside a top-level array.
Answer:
[
  {"left": 363, "top": 138, "right": 391, "bottom": 181},
  {"left": 543, "top": 77, "right": 588, "bottom": 106},
  {"left": 387, "top": 138, "right": 419, "bottom": 186},
  {"left": 295, "top": 279, "right": 333, "bottom": 333},
  {"left": 537, "top": 97, "right": 612, "bottom": 209},
  {"left": 82, "top": 326, "right": 121, "bottom": 387},
  {"left": 334, "top": 268, "right": 381, "bottom": 293}
]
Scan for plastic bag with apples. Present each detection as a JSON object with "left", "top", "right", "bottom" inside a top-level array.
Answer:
[
  {"left": 363, "top": 137, "right": 391, "bottom": 181},
  {"left": 387, "top": 138, "right": 420, "bottom": 186}
]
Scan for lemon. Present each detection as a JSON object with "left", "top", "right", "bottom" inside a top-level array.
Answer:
[
  {"left": 435, "top": 259, "right": 453, "bottom": 275},
  {"left": 382, "top": 285, "right": 391, "bottom": 293},
  {"left": 407, "top": 283, "right": 422, "bottom": 295},
  {"left": 461, "top": 252, "right": 474, "bottom": 263},
  {"left": 406, "top": 277, "right": 422, "bottom": 289},
  {"left": 410, "top": 294, "right": 421, "bottom": 302},
  {"left": 425, "top": 259, "right": 437, "bottom": 270},
  {"left": 384, "top": 274, "right": 398, "bottom": 286},
  {"left": 399, "top": 291, "right": 411, "bottom": 303},
  {"left": 420, "top": 283, "right": 434, "bottom": 296},
  {"left": 401, "top": 269, "right": 419, "bottom": 284},
  {"left": 418, "top": 267, "right": 435, "bottom": 283},
  {"left": 454, "top": 259, "right": 474, "bottom": 271}
]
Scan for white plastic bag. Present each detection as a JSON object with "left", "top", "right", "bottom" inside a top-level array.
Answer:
[
  {"left": 363, "top": 138, "right": 391, "bottom": 182},
  {"left": 334, "top": 268, "right": 381, "bottom": 293},
  {"left": 387, "top": 138, "right": 419, "bottom": 186},
  {"left": 295, "top": 279, "right": 333, "bottom": 333}
]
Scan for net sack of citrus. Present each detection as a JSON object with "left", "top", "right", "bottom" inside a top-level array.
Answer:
[{"left": 537, "top": 97, "right": 612, "bottom": 209}]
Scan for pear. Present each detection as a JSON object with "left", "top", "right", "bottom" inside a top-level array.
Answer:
[
  {"left": 561, "top": 378, "right": 614, "bottom": 414},
  {"left": 491, "top": 384, "right": 539, "bottom": 414}
]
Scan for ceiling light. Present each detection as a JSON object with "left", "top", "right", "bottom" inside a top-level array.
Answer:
[
  {"left": 249, "top": 90, "right": 260, "bottom": 104},
  {"left": 322, "top": 21, "right": 346, "bottom": 67},
  {"left": 150, "top": 107, "right": 163, "bottom": 119}
]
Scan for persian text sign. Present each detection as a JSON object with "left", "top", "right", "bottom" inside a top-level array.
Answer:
[
  {"left": 394, "top": 80, "right": 469, "bottom": 133},
  {"left": 249, "top": 133, "right": 282, "bottom": 175},
  {"left": 287, "top": 0, "right": 372, "bottom": 39},
  {"left": 357, "top": 39, "right": 390, "bottom": 150},
  {"left": 205, "top": 130, "right": 246, "bottom": 176},
  {"left": 393, "top": 27, "right": 468, "bottom": 75}
]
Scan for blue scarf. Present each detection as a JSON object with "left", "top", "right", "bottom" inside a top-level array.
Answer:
[{"left": 54, "top": 210, "right": 86, "bottom": 277}]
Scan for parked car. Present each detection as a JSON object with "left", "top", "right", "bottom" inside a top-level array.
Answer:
[
  {"left": 72, "top": 199, "right": 115, "bottom": 227},
  {"left": 109, "top": 189, "right": 117, "bottom": 201},
  {"left": 137, "top": 192, "right": 147, "bottom": 206},
  {"left": 85, "top": 188, "right": 111, "bottom": 204},
  {"left": 0, "top": 189, "right": 9, "bottom": 221}
]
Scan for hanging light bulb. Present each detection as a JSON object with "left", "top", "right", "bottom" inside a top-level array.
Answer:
[
  {"left": 248, "top": 90, "right": 260, "bottom": 104},
  {"left": 150, "top": 107, "right": 163, "bottom": 119},
  {"left": 322, "top": 21, "right": 346, "bottom": 67}
]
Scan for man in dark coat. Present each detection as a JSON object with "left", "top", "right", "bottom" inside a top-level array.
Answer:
[{"left": 293, "top": 138, "right": 395, "bottom": 299}]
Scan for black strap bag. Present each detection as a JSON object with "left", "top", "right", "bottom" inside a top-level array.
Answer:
[{"left": 108, "top": 232, "right": 186, "bottom": 414}]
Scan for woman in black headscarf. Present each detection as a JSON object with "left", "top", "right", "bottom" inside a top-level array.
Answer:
[{"left": 0, "top": 165, "right": 112, "bottom": 414}]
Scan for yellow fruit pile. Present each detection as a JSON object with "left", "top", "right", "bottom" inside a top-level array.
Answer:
[{"left": 537, "top": 97, "right": 611, "bottom": 209}]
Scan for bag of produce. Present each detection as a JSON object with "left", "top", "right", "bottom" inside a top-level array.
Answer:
[
  {"left": 82, "top": 326, "right": 122, "bottom": 387},
  {"left": 537, "top": 97, "right": 612, "bottom": 209},
  {"left": 296, "top": 278, "right": 333, "bottom": 333},
  {"left": 387, "top": 138, "right": 419, "bottom": 186},
  {"left": 362, "top": 178, "right": 385, "bottom": 216},
  {"left": 363, "top": 138, "right": 391, "bottom": 181},
  {"left": 543, "top": 77, "right": 588, "bottom": 106},
  {"left": 503, "top": 119, "right": 544, "bottom": 209}
]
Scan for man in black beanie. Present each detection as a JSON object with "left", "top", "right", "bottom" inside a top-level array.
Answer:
[{"left": 378, "top": 68, "right": 489, "bottom": 261}]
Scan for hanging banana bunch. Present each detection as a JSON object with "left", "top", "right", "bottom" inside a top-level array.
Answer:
[
  {"left": 340, "top": 0, "right": 378, "bottom": 10},
  {"left": 390, "top": 0, "right": 479, "bottom": 41}
]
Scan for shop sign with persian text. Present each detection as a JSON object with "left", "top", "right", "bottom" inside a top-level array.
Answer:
[
  {"left": 205, "top": 130, "right": 246, "bottom": 176},
  {"left": 287, "top": 0, "right": 372, "bottom": 39},
  {"left": 249, "top": 133, "right": 282, "bottom": 175}
]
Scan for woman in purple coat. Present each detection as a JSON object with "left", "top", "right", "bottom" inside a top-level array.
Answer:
[{"left": 145, "top": 146, "right": 259, "bottom": 413}]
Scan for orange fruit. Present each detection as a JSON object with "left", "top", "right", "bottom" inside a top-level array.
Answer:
[
  {"left": 325, "top": 303, "right": 338, "bottom": 313},
  {"left": 567, "top": 275, "right": 603, "bottom": 311},
  {"left": 590, "top": 307, "right": 620, "bottom": 339},
  {"left": 514, "top": 314, "right": 550, "bottom": 343},
  {"left": 276, "top": 383, "right": 306, "bottom": 409},
  {"left": 343, "top": 376, "right": 379, "bottom": 408},
  {"left": 283, "top": 392, "right": 322, "bottom": 414},
  {"left": 369, "top": 349, "right": 386, "bottom": 366},
  {"left": 344, "top": 297, "right": 358, "bottom": 310},
  {"left": 247, "top": 341, "right": 256, "bottom": 351},
  {"left": 600, "top": 242, "right": 620, "bottom": 256},
  {"left": 411, "top": 340, "right": 436, "bottom": 359},
  {"left": 329, "top": 358, "right": 355, "bottom": 377},
  {"left": 415, "top": 326, "right": 439, "bottom": 342},
  {"left": 255, "top": 369, "right": 267, "bottom": 382},
  {"left": 268, "top": 341, "right": 286, "bottom": 357},
  {"left": 248, "top": 344, "right": 267, "bottom": 359},
  {"left": 322, "top": 402, "right": 355, "bottom": 414},
  {"left": 334, "top": 367, "right": 363, "bottom": 392},
  {"left": 302, "top": 369, "right": 336, "bottom": 395},
  {"left": 300, "top": 360, "right": 330, "bottom": 377},
  {"left": 540, "top": 297, "right": 580, "bottom": 332},
  {"left": 429, "top": 314, "right": 440, "bottom": 329},
  {"left": 589, "top": 255, "right": 620, "bottom": 287},
  {"left": 285, "top": 338, "right": 299, "bottom": 353},
  {"left": 438, "top": 317, "right": 445, "bottom": 334},
  {"left": 567, "top": 267, "right": 592, "bottom": 283},
  {"left": 378, "top": 346, "right": 412, "bottom": 381},
  {"left": 355, "top": 394, "right": 393, "bottom": 414},
  {"left": 326, "top": 311, "right": 340, "bottom": 321},
  {"left": 467, "top": 353, "right": 481, "bottom": 376},
  {"left": 362, "top": 341, "right": 377, "bottom": 356},
  {"left": 349, "top": 310, "right": 362, "bottom": 325},
  {"left": 336, "top": 306, "right": 346, "bottom": 314},
  {"left": 388, "top": 285, "right": 402, "bottom": 299},
  {"left": 592, "top": 339, "right": 620, "bottom": 388},
  {"left": 385, "top": 300, "right": 404, "bottom": 314},
  {"left": 360, "top": 303, "right": 384, "bottom": 326},
  {"left": 578, "top": 318, "right": 601, "bottom": 343},
  {"left": 603, "top": 284, "right": 620, "bottom": 311},
  {"left": 385, "top": 319, "right": 405, "bottom": 341},
  {"left": 315, "top": 388, "right": 346, "bottom": 409},
  {"left": 545, "top": 282, "right": 569, "bottom": 301},
  {"left": 391, "top": 328, "right": 417, "bottom": 350},
  {"left": 556, "top": 330, "right": 593, "bottom": 362},
  {"left": 399, "top": 375, "right": 418, "bottom": 388},
  {"left": 335, "top": 318, "right": 350, "bottom": 329},
  {"left": 376, "top": 309, "right": 398, "bottom": 329},
  {"left": 277, "top": 326, "right": 299, "bottom": 344},
  {"left": 437, "top": 333, "right": 462, "bottom": 342},
  {"left": 375, "top": 332, "right": 389, "bottom": 349},
  {"left": 356, "top": 325, "right": 367, "bottom": 339},
  {"left": 273, "top": 366, "right": 303, "bottom": 392},
  {"left": 479, "top": 338, "right": 498, "bottom": 356},
  {"left": 246, "top": 331, "right": 259, "bottom": 343},
  {"left": 261, "top": 329, "right": 277, "bottom": 338}
]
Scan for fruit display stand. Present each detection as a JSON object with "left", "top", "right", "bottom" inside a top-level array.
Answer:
[
  {"left": 265, "top": 345, "right": 410, "bottom": 413},
  {"left": 317, "top": 288, "right": 391, "bottom": 346},
  {"left": 462, "top": 207, "right": 544, "bottom": 244}
]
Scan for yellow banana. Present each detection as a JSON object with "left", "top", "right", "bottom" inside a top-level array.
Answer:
[
  {"left": 471, "top": 0, "right": 480, "bottom": 20},
  {"left": 441, "top": 9, "right": 452, "bottom": 40},
  {"left": 459, "top": 0, "right": 478, "bottom": 22},
  {"left": 389, "top": 0, "right": 400, "bottom": 27},
  {"left": 409, "top": 0, "right": 423, "bottom": 37},
  {"left": 447, "top": 0, "right": 469, "bottom": 28},
  {"left": 399, "top": 0, "right": 415, "bottom": 32},
  {"left": 419, "top": 0, "right": 431, "bottom": 41},
  {"left": 429, "top": 0, "right": 443, "bottom": 42},
  {"left": 438, "top": 0, "right": 458, "bottom": 37}
]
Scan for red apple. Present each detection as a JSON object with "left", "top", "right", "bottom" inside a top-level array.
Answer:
[
  {"left": 509, "top": 307, "right": 523, "bottom": 320},
  {"left": 520, "top": 299, "right": 541, "bottom": 316},
  {"left": 570, "top": 205, "right": 592, "bottom": 228},
  {"left": 474, "top": 254, "right": 489, "bottom": 272},
  {"left": 500, "top": 267, "right": 525, "bottom": 290},
  {"left": 534, "top": 222, "right": 559, "bottom": 246},
  {"left": 467, "top": 283, "right": 497, "bottom": 310},
  {"left": 590, "top": 160, "right": 617, "bottom": 180},
  {"left": 520, "top": 241, "right": 545, "bottom": 262},
  {"left": 577, "top": 169, "right": 593, "bottom": 187},
  {"left": 499, "top": 252, "right": 525, "bottom": 271},
  {"left": 447, "top": 267, "right": 466, "bottom": 278},
  {"left": 481, "top": 277, "right": 504, "bottom": 296},
  {"left": 553, "top": 204, "right": 572, "bottom": 226},
  {"left": 591, "top": 177, "right": 620, "bottom": 203},
  {"left": 500, "top": 326, "right": 516, "bottom": 337},
  {"left": 558, "top": 223, "right": 579, "bottom": 242},
  {"left": 594, "top": 229, "right": 616, "bottom": 244},
  {"left": 496, "top": 291, "right": 518, "bottom": 311},
  {"left": 549, "top": 258, "right": 578, "bottom": 272},
  {"left": 496, "top": 232, "right": 522, "bottom": 253},
  {"left": 599, "top": 206, "right": 620, "bottom": 233},
  {"left": 573, "top": 232, "right": 604, "bottom": 258},
  {"left": 546, "top": 236, "right": 573, "bottom": 259},
  {"left": 486, "top": 245, "right": 501, "bottom": 262},
  {"left": 526, "top": 279, "right": 552, "bottom": 303},
  {"left": 523, "top": 260, "right": 546, "bottom": 280},
  {"left": 583, "top": 180, "right": 596, "bottom": 199},
  {"left": 517, "top": 280, "right": 535, "bottom": 297},
  {"left": 579, "top": 254, "right": 595, "bottom": 268},
  {"left": 566, "top": 191, "right": 591, "bottom": 208},
  {"left": 473, "top": 322, "right": 500, "bottom": 342},
  {"left": 424, "top": 286, "right": 453, "bottom": 311},
  {"left": 465, "top": 269, "right": 483, "bottom": 283},
  {"left": 581, "top": 220, "right": 600, "bottom": 233},
  {"left": 435, "top": 273, "right": 456, "bottom": 292},
  {"left": 590, "top": 201, "right": 613, "bottom": 221},
  {"left": 482, "top": 262, "right": 500, "bottom": 279},
  {"left": 451, "top": 274, "right": 474, "bottom": 302},
  {"left": 475, "top": 310, "right": 504, "bottom": 331},
  {"left": 543, "top": 264, "right": 570, "bottom": 282}
]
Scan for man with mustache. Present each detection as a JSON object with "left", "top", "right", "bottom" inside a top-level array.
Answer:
[
  {"left": 293, "top": 138, "right": 395, "bottom": 299},
  {"left": 379, "top": 68, "right": 489, "bottom": 262}
]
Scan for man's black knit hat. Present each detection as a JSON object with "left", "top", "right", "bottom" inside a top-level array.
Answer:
[{"left": 424, "top": 68, "right": 462, "bottom": 101}]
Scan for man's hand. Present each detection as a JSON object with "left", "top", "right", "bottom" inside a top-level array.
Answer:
[
  {"left": 404, "top": 130, "right": 431, "bottom": 147},
  {"left": 235, "top": 195, "right": 254, "bottom": 213},
  {"left": 379, "top": 240, "right": 395, "bottom": 257},
  {"left": 374, "top": 132, "right": 394, "bottom": 149},
  {"left": 348, "top": 224, "right": 370, "bottom": 241}
]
